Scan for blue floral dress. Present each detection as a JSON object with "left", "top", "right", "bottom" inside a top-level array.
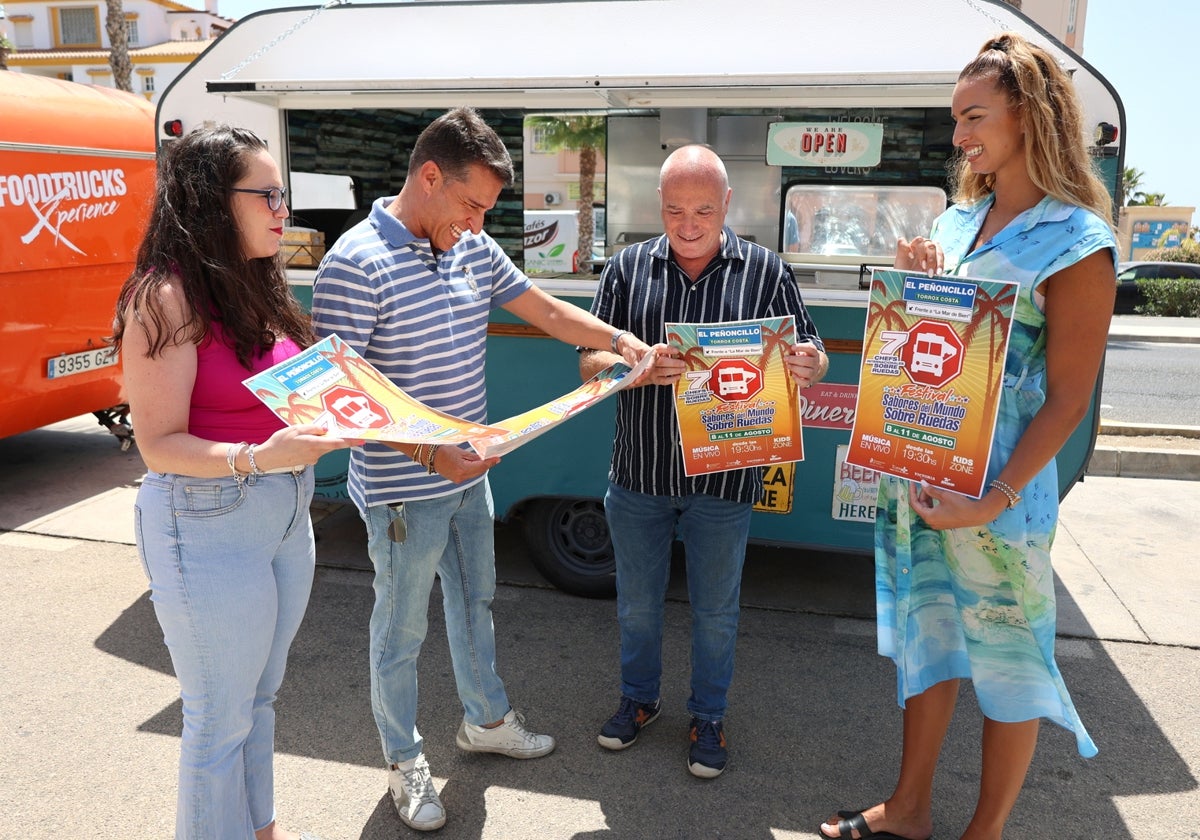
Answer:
[{"left": 875, "top": 194, "right": 1116, "bottom": 758}]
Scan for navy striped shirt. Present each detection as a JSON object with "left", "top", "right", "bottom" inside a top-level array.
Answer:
[
  {"left": 590, "top": 228, "right": 824, "bottom": 504},
  {"left": 311, "top": 195, "right": 531, "bottom": 509}
]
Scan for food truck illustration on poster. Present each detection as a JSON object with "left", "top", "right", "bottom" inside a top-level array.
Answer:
[{"left": 845, "top": 269, "right": 1018, "bottom": 499}]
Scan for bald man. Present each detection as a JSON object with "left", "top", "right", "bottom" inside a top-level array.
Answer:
[{"left": 581, "top": 145, "right": 828, "bottom": 778}]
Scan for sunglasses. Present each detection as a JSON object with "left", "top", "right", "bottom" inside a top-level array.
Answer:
[{"left": 231, "top": 186, "right": 288, "bottom": 211}]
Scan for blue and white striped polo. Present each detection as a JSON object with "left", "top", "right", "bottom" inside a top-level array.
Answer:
[{"left": 311, "top": 195, "right": 531, "bottom": 511}]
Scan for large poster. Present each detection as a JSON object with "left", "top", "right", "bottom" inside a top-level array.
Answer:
[
  {"left": 845, "top": 269, "right": 1018, "bottom": 498},
  {"left": 244, "top": 334, "right": 651, "bottom": 459},
  {"left": 666, "top": 316, "right": 803, "bottom": 477}
]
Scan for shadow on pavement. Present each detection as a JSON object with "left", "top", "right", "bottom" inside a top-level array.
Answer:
[
  {"left": 91, "top": 543, "right": 1196, "bottom": 839},
  {"left": 7, "top": 416, "right": 1193, "bottom": 837},
  {"left": 0, "top": 417, "right": 145, "bottom": 529}
]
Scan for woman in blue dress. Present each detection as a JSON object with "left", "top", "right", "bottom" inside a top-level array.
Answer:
[{"left": 821, "top": 33, "right": 1117, "bottom": 840}]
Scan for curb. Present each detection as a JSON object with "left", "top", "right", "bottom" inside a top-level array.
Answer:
[
  {"left": 1098, "top": 420, "right": 1200, "bottom": 438},
  {"left": 1088, "top": 421, "right": 1200, "bottom": 480},
  {"left": 1108, "top": 331, "right": 1200, "bottom": 345},
  {"left": 1087, "top": 446, "right": 1200, "bottom": 480}
]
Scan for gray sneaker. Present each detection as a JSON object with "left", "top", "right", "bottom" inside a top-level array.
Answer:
[
  {"left": 455, "top": 708, "right": 556, "bottom": 759},
  {"left": 387, "top": 754, "right": 446, "bottom": 831}
]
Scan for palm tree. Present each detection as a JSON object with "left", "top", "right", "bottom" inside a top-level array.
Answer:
[
  {"left": 1130, "top": 191, "right": 1168, "bottom": 207},
  {"left": 525, "top": 114, "right": 606, "bottom": 273},
  {"left": 1121, "top": 167, "right": 1144, "bottom": 207},
  {"left": 105, "top": 0, "right": 133, "bottom": 93}
]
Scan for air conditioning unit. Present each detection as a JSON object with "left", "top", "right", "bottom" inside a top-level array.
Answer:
[{"left": 544, "top": 192, "right": 562, "bottom": 206}]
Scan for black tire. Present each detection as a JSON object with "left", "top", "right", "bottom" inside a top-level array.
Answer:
[{"left": 521, "top": 497, "right": 616, "bottom": 598}]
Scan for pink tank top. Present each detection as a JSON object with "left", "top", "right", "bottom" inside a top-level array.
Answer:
[{"left": 188, "top": 322, "right": 302, "bottom": 444}]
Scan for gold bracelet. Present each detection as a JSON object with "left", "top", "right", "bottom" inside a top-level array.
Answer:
[
  {"left": 989, "top": 479, "right": 1021, "bottom": 509},
  {"left": 412, "top": 444, "right": 425, "bottom": 466},
  {"left": 426, "top": 444, "right": 441, "bottom": 474}
]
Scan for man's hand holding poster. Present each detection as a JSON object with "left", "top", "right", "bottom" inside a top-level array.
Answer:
[
  {"left": 667, "top": 316, "right": 803, "bottom": 477},
  {"left": 845, "top": 269, "right": 1018, "bottom": 498}
]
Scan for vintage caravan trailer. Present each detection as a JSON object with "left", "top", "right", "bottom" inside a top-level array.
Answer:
[
  {"left": 156, "top": 0, "right": 1125, "bottom": 595},
  {"left": 0, "top": 72, "right": 156, "bottom": 443}
]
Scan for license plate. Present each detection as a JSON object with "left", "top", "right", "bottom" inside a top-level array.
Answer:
[{"left": 46, "top": 347, "right": 119, "bottom": 379}]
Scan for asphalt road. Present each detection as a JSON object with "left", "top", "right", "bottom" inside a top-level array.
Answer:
[
  {"left": 1100, "top": 341, "right": 1200, "bottom": 426},
  {"left": 1, "top": 415, "right": 1197, "bottom": 840}
]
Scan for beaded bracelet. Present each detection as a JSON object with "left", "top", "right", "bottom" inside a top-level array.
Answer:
[
  {"left": 426, "top": 444, "right": 441, "bottom": 474},
  {"left": 246, "top": 443, "right": 266, "bottom": 476},
  {"left": 989, "top": 478, "right": 1021, "bottom": 509}
]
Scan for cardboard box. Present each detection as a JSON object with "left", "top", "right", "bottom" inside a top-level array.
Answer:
[
  {"left": 282, "top": 226, "right": 324, "bottom": 246},
  {"left": 282, "top": 227, "right": 325, "bottom": 267},
  {"left": 281, "top": 243, "right": 326, "bottom": 267}
]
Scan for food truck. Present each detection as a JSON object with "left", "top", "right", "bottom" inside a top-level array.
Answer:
[
  {"left": 0, "top": 72, "right": 156, "bottom": 444},
  {"left": 156, "top": 0, "right": 1125, "bottom": 595}
]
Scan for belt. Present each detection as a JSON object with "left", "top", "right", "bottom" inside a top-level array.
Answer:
[{"left": 260, "top": 464, "right": 308, "bottom": 475}]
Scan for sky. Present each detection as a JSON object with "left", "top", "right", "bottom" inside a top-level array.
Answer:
[
  {"left": 201, "top": 0, "right": 1199, "bottom": 216},
  {"left": 1082, "top": 0, "right": 1200, "bottom": 214}
]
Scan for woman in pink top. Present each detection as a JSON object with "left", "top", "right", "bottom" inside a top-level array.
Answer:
[{"left": 111, "top": 124, "right": 347, "bottom": 840}]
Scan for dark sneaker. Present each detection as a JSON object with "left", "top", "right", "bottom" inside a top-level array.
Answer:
[
  {"left": 687, "top": 718, "right": 727, "bottom": 779},
  {"left": 597, "top": 696, "right": 661, "bottom": 750}
]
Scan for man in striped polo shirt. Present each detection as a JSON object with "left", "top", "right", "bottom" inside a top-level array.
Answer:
[
  {"left": 582, "top": 145, "right": 828, "bottom": 779},
  {"left": 311, "top": 108, "right": 652, "bottom": 832}
]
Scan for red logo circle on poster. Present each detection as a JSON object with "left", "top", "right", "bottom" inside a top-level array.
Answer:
[
  {"left": 901, "top": 320, "right": 964, "bottom": 388},
  {"left": 709, "top": 358, "right": 764, "bottom": 403},
  {"left": 321, "top": 386, "right": 393, "bottom": 429}
]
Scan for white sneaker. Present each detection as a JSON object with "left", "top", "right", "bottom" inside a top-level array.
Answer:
[
  {"left": 387, "top": 754, "right": 446, "bottom": 831},
  {"left": 455, "top": 708, "right": 556, "bottom": 759}
]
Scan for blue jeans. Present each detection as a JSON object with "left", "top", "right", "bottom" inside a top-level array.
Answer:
[
  {"left": 134, "top": 469, "right": 315, "bottom": 840},
  {"left": 361, "top": 478, "right": 509, "bottom": 764},
  {"left": 604, "top": 482, "right": 753, "bottom": 721}
]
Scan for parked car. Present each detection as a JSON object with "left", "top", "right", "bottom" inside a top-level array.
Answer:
[{"left": 1115, "top": 261, "right": 1200, "bottom": 314}]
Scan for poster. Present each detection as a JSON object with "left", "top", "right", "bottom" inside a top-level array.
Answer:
[
  {"left": 844, "top": 268, "right": 1018, "bottom": 498},
  {"left": 666, "top": 316, "right": 803, "bottom": 477},
  {"left": 464, "top": 349, "right": 652, "bottom": 458},
  {"left": 832, "top": 444, "right": 881, "bottom": 522},
  {"left": 244, "top": 333, "right": 651, "bottom": 459}
]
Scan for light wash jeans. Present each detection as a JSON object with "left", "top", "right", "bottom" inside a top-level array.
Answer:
[
  {"left": 361, "top": 478, "right": 509, "bottom": 765},
  {"left": 604, "top": 482, "right": 753, "bottom": 721},
  {"left": 134, "top": 469, "right": 315, "bottom": 840}
]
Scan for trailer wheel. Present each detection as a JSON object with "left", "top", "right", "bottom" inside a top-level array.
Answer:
[{"left": 521, "top": 498, "right": 616, "bottom": 599}]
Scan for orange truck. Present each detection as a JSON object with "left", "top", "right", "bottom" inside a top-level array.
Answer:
[{"left": 0, "top": 72, "right": 156, "bottom": 443}]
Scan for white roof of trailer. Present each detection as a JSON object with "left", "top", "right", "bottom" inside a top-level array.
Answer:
[{"left": 163, "top": 0, "right": 1121, "bottom": 131}]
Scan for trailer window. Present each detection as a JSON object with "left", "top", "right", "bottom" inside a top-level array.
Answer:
[{"left": 782, "top": 184, "right": 946, "bottom": 261}]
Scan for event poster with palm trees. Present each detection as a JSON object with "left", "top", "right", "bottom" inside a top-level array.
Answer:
[
  {"left": 845, "top": 268, "right": 1018, "bottom": 498},
  {"left": 666, "top": 316, "right": 803, "bottom": 477},
  {"left": 243, "top": 333, "right": 651, "bottom": 458}
]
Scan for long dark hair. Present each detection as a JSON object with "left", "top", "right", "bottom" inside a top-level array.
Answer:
[{"left": 111, "top": 123, "right": 314, "bottom": 366}]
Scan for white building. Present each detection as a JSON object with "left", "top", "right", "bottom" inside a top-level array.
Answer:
[{"left": 0, "top": 0, "right": 229, "bottom": 103}]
